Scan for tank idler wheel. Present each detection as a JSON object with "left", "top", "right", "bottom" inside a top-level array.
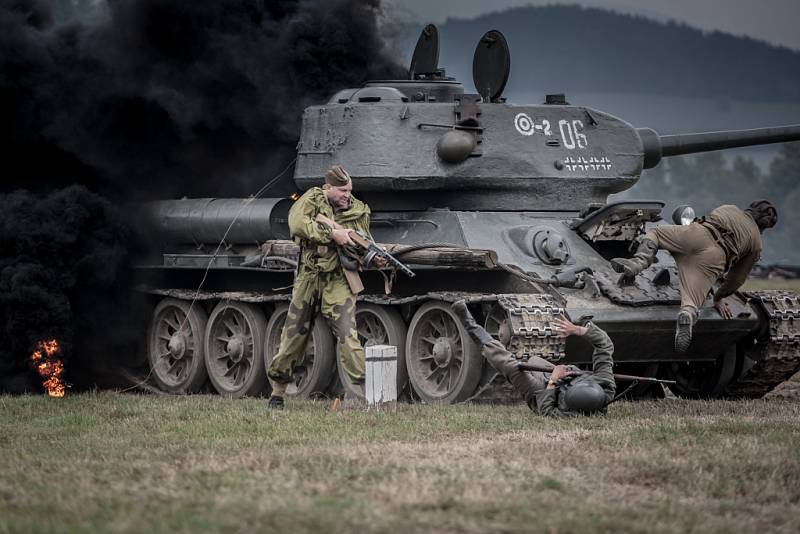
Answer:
[
  {"left": 666, "top": 345, "right": 739, "bottom": 399},
  {"left": 405, "top": 301, "right": 483, "bottom": 403},
  {"left": 205, "top": 302, "right": 268, "bottom": 398},
  {"left": 335, "top": 303, "right": 409, "bottom": 400},
  {"left": 148, "top": 298, "right": 209, "bottom": 394},
  {"left": 264, "top": 304, "right": 336, "bottom": 398}
]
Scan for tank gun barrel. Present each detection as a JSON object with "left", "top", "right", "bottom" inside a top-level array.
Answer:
[{"left": 638, "top": 124, "right": 800, "bottom": 169}]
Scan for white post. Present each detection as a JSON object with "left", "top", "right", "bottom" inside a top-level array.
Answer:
[{"left": 365, "top": 345, "right": 397, "bottom": 409}]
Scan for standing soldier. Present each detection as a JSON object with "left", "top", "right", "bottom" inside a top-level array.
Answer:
[
  {"left": 452, "top": 301, "right": 616, "bottom": 417},
  {"left": 611, "top": 200, "right": 778, "bottom": 353},
  {"left": 267, "top": 165, "right": 372, "bottom": 408}
]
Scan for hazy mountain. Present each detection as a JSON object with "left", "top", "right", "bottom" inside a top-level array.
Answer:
[
  {"left": 396, "top": 5, "right": 800, "bottom": 139},
  {"left": 434, "top": 5, "right": 800, "bottom": 102}
]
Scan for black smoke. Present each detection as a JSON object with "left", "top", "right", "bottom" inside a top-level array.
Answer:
[
  {"left": 0, "top": 186, "right": 133, "bottom": 391},
  {"left": 0, "top": 0, "right": 405, "bottom": 391},
  {"left": 2, "top": 0, "right": 404, "bottom": 199}
]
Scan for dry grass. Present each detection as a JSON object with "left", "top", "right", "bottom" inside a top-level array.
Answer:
[{"left": 1, "top": 394, "right": 799, "bottom": 533}]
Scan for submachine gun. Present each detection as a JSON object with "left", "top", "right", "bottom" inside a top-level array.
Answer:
[{"left": 314, "top": 213, "right": 415, "bottom": 294}]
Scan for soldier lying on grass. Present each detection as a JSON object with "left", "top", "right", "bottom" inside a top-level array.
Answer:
[{"left": 452, "top": 301, "right": 616, "bottom": 417}]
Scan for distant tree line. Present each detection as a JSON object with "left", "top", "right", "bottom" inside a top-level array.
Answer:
[{"left": 621, "top": 142, "right": 800, "bottom": 263}]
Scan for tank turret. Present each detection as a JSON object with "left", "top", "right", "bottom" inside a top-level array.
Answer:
[{"left": 293, "top": 27, "right": 800, "bottom": 211}]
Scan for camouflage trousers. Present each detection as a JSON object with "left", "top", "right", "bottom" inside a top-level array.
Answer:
[{"left": 267, "top": 267, "right": 365, "bottom": 384}]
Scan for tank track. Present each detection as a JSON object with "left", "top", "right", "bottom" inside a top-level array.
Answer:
[
  {"left": 463, "top": 293, "right": 565, "bottom": 403},
  {"left": 496, "top": 294, "right": 566, "bottom": 362},
  {"left": 724, "top": 290, "right": 800, "bottom": 398}
]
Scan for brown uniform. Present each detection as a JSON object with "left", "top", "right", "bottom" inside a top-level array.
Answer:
[
  {"left": 645, "top": 205, "right": 761, "bottom": 311},
  {"left": 481, "top": 324, "right": 615, "bottom": 417}
]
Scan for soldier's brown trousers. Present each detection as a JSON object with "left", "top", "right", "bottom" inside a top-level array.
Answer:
[{"left": 644, "top": 224, "right": 726, "bottom": 312}]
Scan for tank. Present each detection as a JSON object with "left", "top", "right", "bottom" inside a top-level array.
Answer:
[{"left": 135, "top": 25, "right": 800, "bottom": 402}]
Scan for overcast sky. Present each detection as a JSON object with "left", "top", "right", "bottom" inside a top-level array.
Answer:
[{"left": 386, "top": 0, "right": 800, "bottom": 51}]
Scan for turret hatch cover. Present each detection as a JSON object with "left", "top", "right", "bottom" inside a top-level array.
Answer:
[
  {"left": 409, "top": 24, "right": 440, "bottom": 79},
  {"left": 472, "top": 30, "right": 510, "bottom": 101}
]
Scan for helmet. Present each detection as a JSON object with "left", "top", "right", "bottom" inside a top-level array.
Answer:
[
  {"left": 563, "top": 380, "right": 607, "bottom": 414},
  {"left": 745, "top": 199, "right": 778, "bottom": 230}
]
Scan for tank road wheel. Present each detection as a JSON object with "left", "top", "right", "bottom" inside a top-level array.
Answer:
[
  {"left": 204, "top": 302, "right": 267, "bottom": 398},
  {"left": 666, "top": 345, "right": 739, "bottom": 399},
  {"left": 148, "top": 298, "right": 208, "bottom": 394},
  {"left": 484, "top": 303, "right": 512, "bottom": 346},
  {"left": 406, "top": 301, "right": 483, "bottom": 403},
  {"left": 336, "top": 303, "right": 409, "bottom": 400},
  {"left": 264, "top": 304, "right": 336, "bottom": 398}
]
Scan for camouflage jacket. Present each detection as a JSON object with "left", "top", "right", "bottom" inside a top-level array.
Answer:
[
  {"left": 288, "top": 187, "right": 372, "bottom": 273},
  {"left": 536, "top": 323, "right": 616, "bottom": 417}
]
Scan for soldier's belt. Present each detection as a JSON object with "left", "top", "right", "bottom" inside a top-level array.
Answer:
[{"left": 699, "top": 222, "right": 735, "bottom": 270}]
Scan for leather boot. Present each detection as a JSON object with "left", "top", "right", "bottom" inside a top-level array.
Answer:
[
  {"left": 674, "top": 307, "right": 696, "bottom": 353},
  {"left": 611, "top": 238, "right": 658, "bottom": 278},
  {"left": 268, "top": 381, "right": 288, "bottom": 409},
  {"left": 451, "top": 300, "right": 494, "bottom": 346}
]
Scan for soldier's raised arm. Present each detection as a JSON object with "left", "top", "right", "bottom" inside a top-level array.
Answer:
[
  {"left": 715, "top": 250, "right": 759, "bottom": 301},
  {"left": 584, "top": 323, "right": 615, "bottom": 403}
]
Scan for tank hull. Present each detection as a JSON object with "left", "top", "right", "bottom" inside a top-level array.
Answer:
[{"left": 135, "top": 204, "right": 798, "bottom": 402}]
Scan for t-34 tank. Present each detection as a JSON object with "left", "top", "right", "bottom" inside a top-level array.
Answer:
[{"left": 136, "top": 25, "right": 800, "bottom": 402}]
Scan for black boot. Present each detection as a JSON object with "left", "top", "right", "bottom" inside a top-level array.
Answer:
[
  {"left": 451, "top": 300, "right": 494, "bottom": 345},
  {"left": 268, "top": 395, "right": 285, "bottom": 409},
  {"left": 611, "top": 238, "right": 658, "bottom": 278},
  {"left": 674, "top": 308, "right": 696, "bottom": 353}
]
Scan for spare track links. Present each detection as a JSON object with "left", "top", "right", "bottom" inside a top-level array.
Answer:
[
  {"left": 496, "top": 294, "right": 566, "bottom": 362},
  {"left": 725, "top": 290, "right": 800, "bottom": 397}
]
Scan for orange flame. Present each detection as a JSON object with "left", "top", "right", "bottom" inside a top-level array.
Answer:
[{"left": 30, "top": 339, "right": 66, "bottom": 397}]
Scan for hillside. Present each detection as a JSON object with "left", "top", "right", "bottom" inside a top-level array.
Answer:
[
  {"left": 434, "top": 5, "right": 800, "bottom": 104},
  {"left": 396, "top": 5, "right": 800, "bottom": 135}
]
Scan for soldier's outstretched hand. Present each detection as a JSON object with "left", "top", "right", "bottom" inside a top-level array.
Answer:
[
  {"left": 714, "top": 298, "right": 733, "bottom": 319},
  {"left": 551, "top": 316, "right": 588, "bottom": 338}
]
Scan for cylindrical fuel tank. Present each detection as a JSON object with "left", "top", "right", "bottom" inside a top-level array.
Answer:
[{"left": 144, "top": 198, "right": 293, "bottom": 245}]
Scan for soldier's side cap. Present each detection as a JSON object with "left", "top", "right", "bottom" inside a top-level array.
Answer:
[{"left": 325, "top": 165, "right": 351, "bottom": 186}]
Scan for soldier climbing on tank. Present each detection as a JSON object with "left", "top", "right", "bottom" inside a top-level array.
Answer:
[
  {"left": 267, "top": 165, "right": 379, "bottom": 408},
  {"left": 451, "top": 301, "right": 616, "bottom": 417},
  {"left": 610, "top": 200, "right": 778, "bottom": 353}
]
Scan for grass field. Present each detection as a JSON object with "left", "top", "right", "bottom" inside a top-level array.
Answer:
[
  {"left": 742, "top": 278, "right": 800, "bottom": 292},
  {"left": 1, "top": 394, "right": 799, "bottom": 533}
]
